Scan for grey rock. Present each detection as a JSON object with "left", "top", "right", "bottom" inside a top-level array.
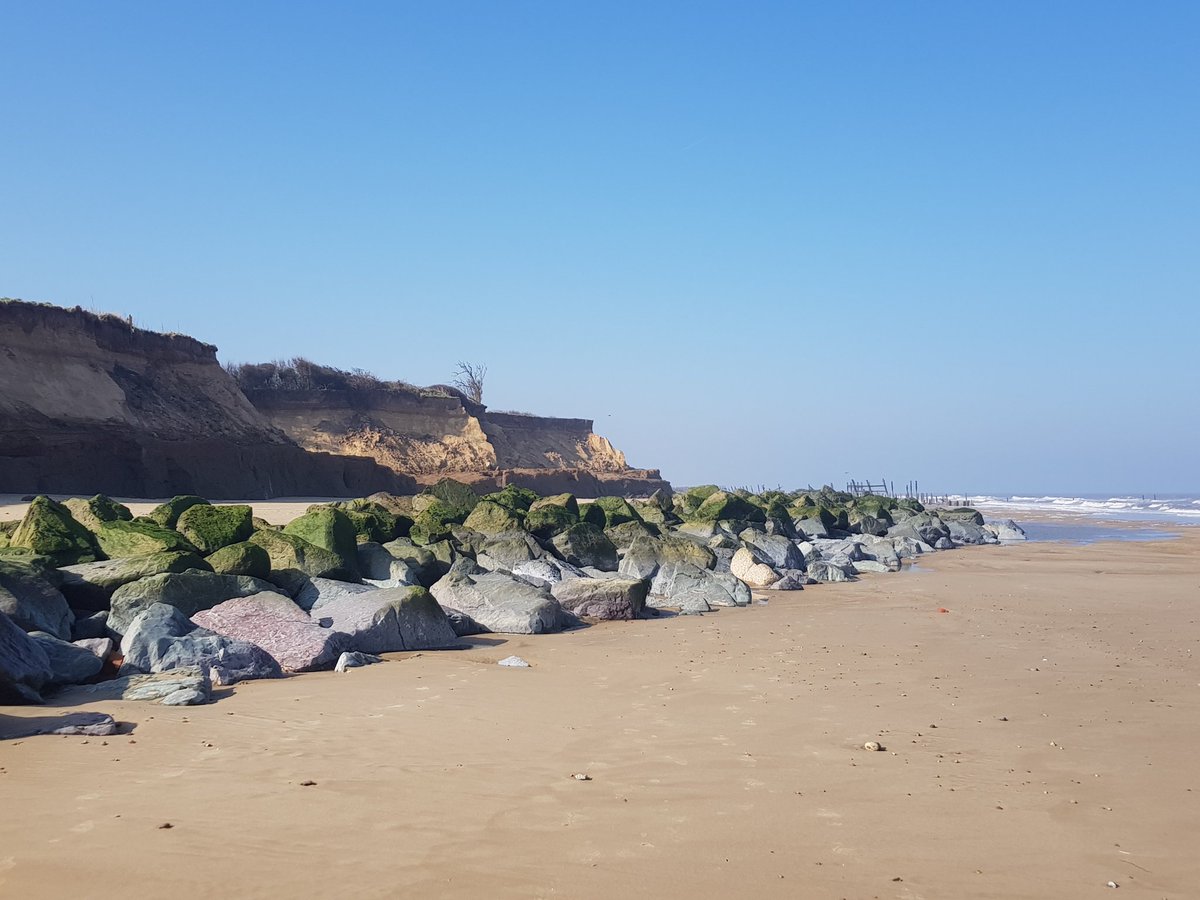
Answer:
[
  {"left": 551, "top": 575, "right": 648, "bottom": 620},
  {"left": 29, "top": 631, "right": 105, "bottom": 686},
  {"left": 108, "top": 570, "right": 277, "bottom": 636},
  {"left": 647, "top": 563, "right": 750, "bottom": 613},
  {"left": 888, "top": 513, "right": 951, "bottom": 546},
  {"left": 50, "top": 713, "right": 120, "bottom": 736},
  {"left": 76, "top": 666, "right": 212, "bottom": 704},
  {"left": 294, "top": 576, "right": 378, "bottom": 613},
  {"left": 192, "top": 592, "right": 350, "bottom": 672},
  {"left": 985, "top": 519, "right": 1028, "bottom": 542},
  {"left": 511, "top": 558, "right": 585, "bottom": 588},
  {"left": 310, "top": 585, "right": 460, "bottom": 653},
  {"left": 793, "top": 516, "right": 829, "bottom": 539},
  {"left": 498, "top": 655, "right": 530, "bottom": 667},
  {"left": 119, "top": 603, "right": 281, "bottom": 685},
  {"left": 765, "top": 573, "right": 807, "bottom": 591},
  {"left": 71, "top": 611, "right": 109, "bottom": 640},
  {"left": 851, "top": 559, "right": 891, "bottom": 574},
  {"left": 431, "top": 568, "right": 563, "bottom": 634},
  {"left": 0, "top": 560, "right": 73, "bottom": 640},
  {"left": 476, "top": 531, "right": 545, "bottom": 572},
  {"left": 806, "top": 560, "right": 851, "bottom": 583},
  {"left": 0, "top": 610, "right": 53, "bottom": 703},
  {"left": 444, "top": 608, "right": 486, "bottom": 637},
  {"left": 58, "top": 552, "right": 211, "bottom": 611},
  {"left": 933, "top": 537, "right": 955, "bottom": 550},
  {"left": 356, "top": 542, "right": 420, "bottom": 588},
  {"left": 74, "top": 637, "right": 114, "bottom": 659},
  {"left": 946, "top": 520, "right": 997, "bottom": 545},
  {"left": 738, "top": 530, "right": 805, "bottom": 570}
]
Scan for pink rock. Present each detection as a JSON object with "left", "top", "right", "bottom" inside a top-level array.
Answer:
[{"left": 191, "top": 592, "right": 349, "bottom": 672}]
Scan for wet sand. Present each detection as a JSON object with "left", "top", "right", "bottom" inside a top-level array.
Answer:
[{"left": 3, "top": 528, "right": 1198, "bottom": 898}]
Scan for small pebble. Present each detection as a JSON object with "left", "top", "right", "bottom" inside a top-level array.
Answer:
[
  {"left": 158, "top": 823, "right": 173, "bottom": 830},
  {"left": 1106, "top": 881, "right": 1119, "bottom": 889},
  {"left": 864, "top": 741, "right": 883, "bottom": 752},
  {"left": 299, "top": 780, "right": 317, "bottom": 787},
  {"left": 572, "top": 773, "right": 592, "bottom": 781}
]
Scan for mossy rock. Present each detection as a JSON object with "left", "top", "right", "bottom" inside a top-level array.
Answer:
[
  {"left": 580, "top": 496, "right": 643, "bottom": 529},
  {"left": 95, "top": 520, "right": 198, "bottom": 558},
  {"left": 63, "top": 495, "right": 133, "bottom": 532},
  {"left": 463, "top": 500, "right": 525, "bottom": 536},
  {"left": 330, "top": 500, "right": 400, "bottom": 543},
  {"left": 630, "top": 501, "right": 669, "bottom": 526},
  {"left": 424, "top": 479, "right": 480, "bottom": 518},
  {"left": 524, "top": 503, "right": 578, "bottom": 538},
  {"left": 282, "top": 507, "right": 360, "bottom": 576},
  {"left": 409, "top": 501, "right": 466, "bottom": 546},
  {"left": 206, "top": 541, "right": 272, "bottom": 579},
  {"left": 848, "top": 504, "right": 893, "bottom": 531},
  {"left": 481, "top": 485, "right": 539, "bottom": 515},
  {"left": 252, "top": 517, "right": 280, "bottom": 532},
  {"left": 380, "top": 538, "right": 443, "bottom": 587},
  {"left": 551, "top": 523, "right": 618, "bottom": 571},
  {"left": 681, "top": 485, "right": 721, "bottom": 512},
  {"left": 529, "top": 493, "right": 579, "bottom": 517},
  {"left": 147, "top": 495, "right": 210, "bottom": 529},
  {"left": 689, "top": 491, "right": 765, "bottom": 525},
  {"left": 659, "top": 534, "right": 717, "bottom": 570},
  {"left": 896, "top": 498, "right": 925, "bottom": 513},
  {"left": 0, "top": 547, "right": 59, "bottom": 570},
  {"left": 604, "top": 519, "right": 658, "bottom": 551},
  {"left": 177, "top": 504, "right": 254, "bottom": 555},
  {"left": 248, "top": 529, "right": 354, "bottom": 582},
  {"left": 10, "top": 496, "right": 102, "bottom": 565},
  {"left": 936, "top": 507, "right": 984, "bottom": 526}
]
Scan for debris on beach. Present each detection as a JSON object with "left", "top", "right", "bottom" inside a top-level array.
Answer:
[
  {"left": 571, "top": 772, "right": 592, "bottom": 781},
  {"left": 863, "top": 741, "right": 884, "bottom": 752},
  {"left": 498, "top": 655, "right": 531, "bottom": 668}
]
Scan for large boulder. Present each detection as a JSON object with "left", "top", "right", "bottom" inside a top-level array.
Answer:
[
  {"left": 9, "top": 497, "right": 100, "bottom": 565},
  {"left": 0, "top": 560, "right": 73, "bottom": 640},
  {"left": 147, "top": 496, "right": 210, "bottom": 529},
  {"left": 76, "top": 666, "right": 212, "bottom": 705},
  {"left": 511, "top": 558, "right": 585, "bottom": 588},
  {"left": 409, "top": 500, "right": 465, "bottom": 546},
  {"left": 647, "top": 563, "right": 751, "bottom": 613},
  {"left": 333, "top": 499, "right": 402, "bottom": 543},
  {"left": 119, "top": 603, "right": 281, "bottom": 684},
  {"left": 985, "top": 519, "right": 1027, "bottom": 542},
  {"left": 58, "top": 551, "right": 211, "bottom": 611},
  {"left": 689, "top": 491, "right": 765, "bottom": 526},
  {"left": 192, "top": 592, "right": 350, "bottom": 672},
  {"left": 462, "top": 500, "right": 524, "bottom": 536},
  {"left": 729, "top": 547, "right": 781, "bottom": 588},
  {"left": 430, "top": 566, "right": 564, "bottom": 634},
  {"left": 806, "top": 560, "right": 851, "bottom": 582},
  {"left": 476, "top": 531, "right": 545, "bottom": 572},
  {"left": 380, "top": 539, "right": 444, "bottom": 586},
  {"left": 63, "top": 495, "right": 133, "bottom": 531},
  {"left": 551, "top": 575, "right": 647, "bottom": 620},
  {"left": 295, "top": 577, "right": 379, "bottom": 612},
  {"left": 205, "top": 542, "right": 272, "bottom": 578},
  {"left": 524, "top": 494, "right": 579, "bottom": 538},
  {"left": 738, "top": 530, "right": 805, "bottom": 570},
  {"left": 28, "top": 631, "right": 105, "bottom": 686},
  {"left": 603, "top": 520, "right": 659, "bottom": 553},
  {"left": 108, "top": 570, "right": 277, "bottom": 635},
  {"left": 619, "top": 534, "right": 716, "bottom": 580},
  {"left": 177, "top": 504, "right": 254, "bottom": 555},
  {"left": 945, "top": 520, "right": 997, "bottom": 545},
  {"left": 248, "top": 528, "right": 356, "bottom": 588},
  {"left": 551, "top": 523, "right": 618, "bottom": 572},
  {"left": 356, "top": 542, "right": 420, "bottom": 588},
  {"left": 0, "top": 610, "right": 53, "bottom": 703},
  {"left": 283, "top": 507, "right": 360, "bottom": 577},
  {"left": 888, "top": 513, "right": 951, "bottom": 546},
  {"left": 937, "top": 507, "right": 985, "bottom": 526},
  {"left": 93, "top": 520, "right": 197, "bottom": 558},
  {"left": 309, "top": 585, "right": 460, "bottom": 653},
  {"left": 580, "top": 496, "right": 643, "bottom": 529}
]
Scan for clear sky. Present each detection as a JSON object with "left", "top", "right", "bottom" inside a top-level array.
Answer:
[{"left": 2, "top": 1, "right": 1197, "bottom": 495}]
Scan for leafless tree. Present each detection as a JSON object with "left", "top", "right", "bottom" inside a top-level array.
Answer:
[{"left": 452, "top": 361, "right": 487, "bottom": 404}]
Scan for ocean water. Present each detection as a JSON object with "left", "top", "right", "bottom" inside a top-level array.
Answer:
[{"left": 967, "top": 494, "right": 1198, "bottom": 544}]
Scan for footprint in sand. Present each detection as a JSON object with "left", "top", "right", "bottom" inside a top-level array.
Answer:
[{"left": 70, "top": 821, "right": 94, "bottom": 834}]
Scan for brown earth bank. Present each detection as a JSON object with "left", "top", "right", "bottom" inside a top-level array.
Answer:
[
  {"left": 0, "top": 300, "right": 664, "bottom": 498},
  {"left": 3, "top": 532, "right": 1197, "bottom": 899}
]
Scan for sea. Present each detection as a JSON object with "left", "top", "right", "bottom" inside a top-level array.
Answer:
[{"left": 963, "top": 494, "right": 1199, "bottom": 544}]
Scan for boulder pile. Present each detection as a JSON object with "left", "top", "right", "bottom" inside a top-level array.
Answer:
[{"left": 0, "top": 484, "right": 1024, "bottom": 704}]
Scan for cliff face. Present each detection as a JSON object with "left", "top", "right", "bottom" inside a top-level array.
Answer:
[
  {"left": 245, "top": 389, "right": 668, "bottom": 495},
  {"left": 0, "top": 302, "right": 415, "bottom": 498}
]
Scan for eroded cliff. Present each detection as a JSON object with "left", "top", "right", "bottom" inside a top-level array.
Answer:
[{"left": 0, "top": 301, "right": 414, "bottom": 498}]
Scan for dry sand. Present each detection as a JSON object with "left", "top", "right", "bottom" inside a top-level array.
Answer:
[{"left": 3, "top": 525, "right": 1199, "bottom": 898}]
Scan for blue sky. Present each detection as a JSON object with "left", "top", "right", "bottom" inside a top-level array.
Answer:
[{"left": 2, "top": 1, "right": 1197, "bottom": 494}]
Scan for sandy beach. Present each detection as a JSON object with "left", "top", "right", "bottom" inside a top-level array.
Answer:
[{"left": 3, "top": 526, "right": 1198, "bottom": 899}]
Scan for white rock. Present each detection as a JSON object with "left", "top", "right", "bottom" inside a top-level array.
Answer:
[{"left": 498, "top": 655, "right": 530, "bottom": 668}]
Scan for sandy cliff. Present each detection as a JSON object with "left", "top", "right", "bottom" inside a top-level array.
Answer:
[
  {"left": 245, "top": 387, "right": 668, "bottom": 495},
  {"left": 0, "top": 301, "right": 414, "bottom": 498}
]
